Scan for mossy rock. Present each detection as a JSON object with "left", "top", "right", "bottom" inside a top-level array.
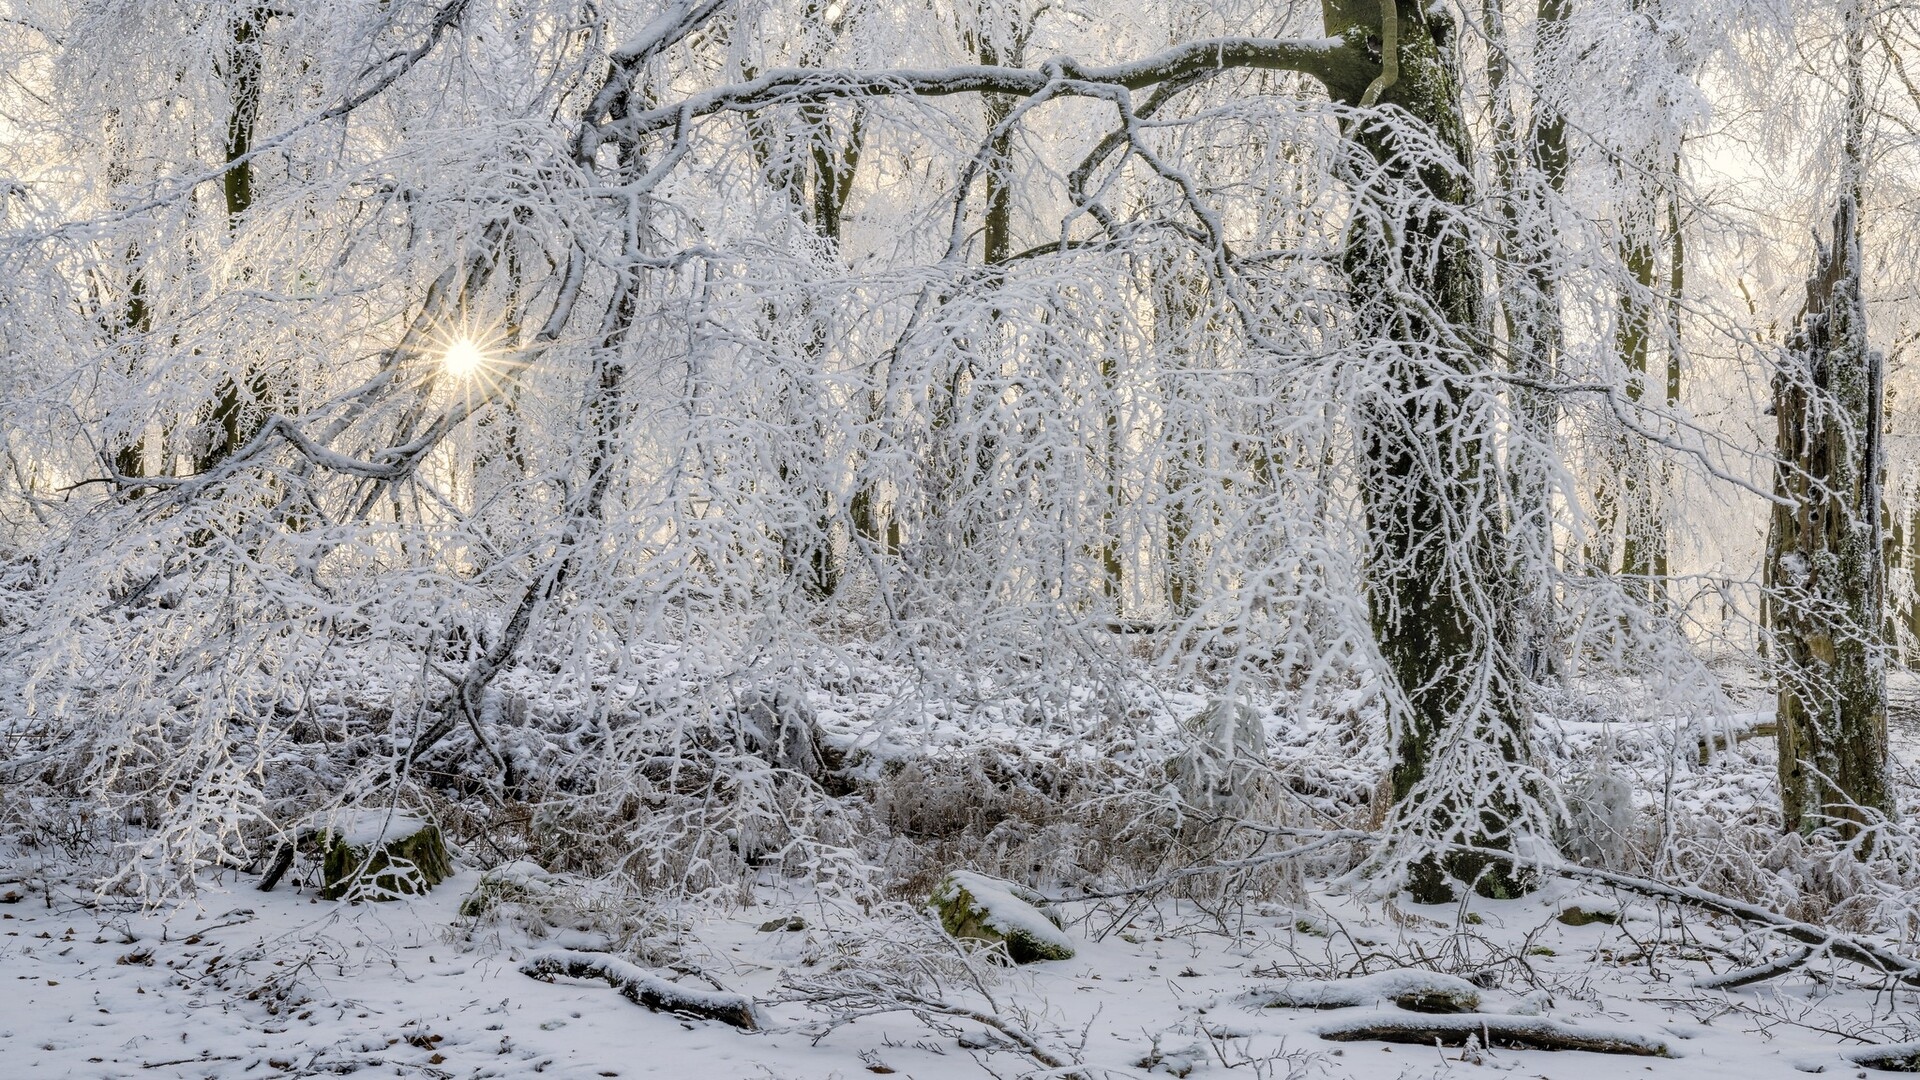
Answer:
[
  {"left": 931, "top": 871, "right": 1074, "bottom": 963},
  {"left": 313, "top": 811, "right": 451, "bottom": 901},
  {"left": 1556, "top": 904, "right": 1619, "bottom": 927}
]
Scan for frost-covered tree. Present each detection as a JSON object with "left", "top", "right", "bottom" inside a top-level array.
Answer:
[
  {"left": 1764, "top": 0, "right": 1892, "bottom": 842},
  {"left": 1, "top": 0, "right": 1820, "bottom": 906}
]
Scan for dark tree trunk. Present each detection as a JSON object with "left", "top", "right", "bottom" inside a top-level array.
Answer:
[
  {"left": 1766, "top": 193, "right": 1891, "bottom": 842},
  {"left": 1322, "top": 0, "right": 1531, "bottom": 902},
  {"left": 1764, "top": 5, "right": 1890, "bottom": 845},
  {"left": 1606, "top": 174, "right": 1665, "bottom": 598},
  {"left": 197, "top": 3, "right": 276, "bottom": 474}
]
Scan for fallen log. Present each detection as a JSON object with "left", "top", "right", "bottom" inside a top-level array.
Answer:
[
  {"left": 1313, "top": 1012, "right": 1673, "bottom": 1057},
  {"left": 256, "top": 842, "right": 296, "bottom": 892},
  {"left": 1843, "top": 1042, "right": 1920, "bottom": 1072},
  {"left": 520, "top": 949, "right": 761, "bottom": 1030},
  {"left": 1696, "top": 719, "right": 1776, "bottom": 764},
  {"left": 1691, "top": 947, "right": 1813, "bottom": 990},
  {"left": 1242, "top": 969, "right": 1480, "bottom": 1013}
]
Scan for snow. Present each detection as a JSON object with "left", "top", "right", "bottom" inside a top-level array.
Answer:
[
  {"left": 298, "top": 808, "right": 430, "bottom": 848},
  {"left": 2, "top": 868, "right": 1915, "bottom": 1078}
]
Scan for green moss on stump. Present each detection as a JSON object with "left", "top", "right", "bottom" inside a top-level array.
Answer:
[
  {"left": 931, "top": 871, "right": 1074, "bottom": 963},
  {"left": 315, "top": 812, "right": 451, "bottom": 901}
]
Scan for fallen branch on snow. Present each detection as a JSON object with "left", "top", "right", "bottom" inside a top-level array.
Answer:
[
  {"left": 1313, "top": 1012, "right": 1673, "bottom": 1057},
  {"left": 1691, "top": 947, "right": 1813, "bottom": 990},
  {"left": 520, "top": 949, "right": 761, "bottom": 1030},
  {"left": 781, "top": 973, "right": 1076, "bottom": 1072},
  {"left": 1506, "top": 858, "right": 1920, "bottom": 987}
]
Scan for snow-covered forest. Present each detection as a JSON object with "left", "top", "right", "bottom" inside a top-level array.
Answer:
[{"left": 2, "top": 0, "right": 1920, "bottom": 1075}]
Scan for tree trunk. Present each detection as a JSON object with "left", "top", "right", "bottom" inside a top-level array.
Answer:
[
  {"left": 1764, "top": 2, "right": 1890, "bottom": 844},
  {"left": 1322, "top": 0, "right": 1531, "bottom": 902},
  {"left": 196, "top": 3, "right": 276, "bottom": 474},
  {"left": 1608, "top": 174, "right": 1665, "bottom": 599},
  {"left": 1766, "top": 212, "right": 1891, "bottom": 842}
]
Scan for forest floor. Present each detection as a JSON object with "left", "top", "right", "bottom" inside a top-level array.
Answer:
[
  {"left": 4, "top": 676, "right": 1918, "bottom": 1080},
  {"left": 3, "top": 858, "right": 1918, "bottom": 1080}
]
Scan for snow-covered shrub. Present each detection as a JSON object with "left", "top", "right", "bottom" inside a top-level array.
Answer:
[
  {"left": 455, "top": 860, "right": 685, "bottom": 962},
  {"left": 1560, "top": 753, "right": 1635, "bottom": 868}
]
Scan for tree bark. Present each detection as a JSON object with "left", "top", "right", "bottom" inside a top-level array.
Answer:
[
  {"left": 1322, "top": 0, "right": 1531, "bottom": 902},
  {"left": 1607, "top": 168, "right": 1666, "bottom": 598},
  {"left": 1766, "top": 203, "right": 1891, "bottom": 840},
  {"left": 1764, "top": 3, "right": 1891, "bottom": 843}
]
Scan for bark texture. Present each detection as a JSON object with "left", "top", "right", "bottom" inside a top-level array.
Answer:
[
  {"left": 1324, "top": 0, "right": 1531, "bottom": 903},
  {"left": 1766, "top": 195, "right": 1892, "bottom": 840}
]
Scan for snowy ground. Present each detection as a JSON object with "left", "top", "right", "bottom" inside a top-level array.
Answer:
[
  {"left": 4, "top": 862, "right": 1917, "bottom": 1079},
  {"left": 5, "top": 672, "right": 1917, "bottom": 1079}
]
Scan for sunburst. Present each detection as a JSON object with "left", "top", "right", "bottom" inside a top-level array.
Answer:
[{"left": 442, "top": 336, "right": 489, "bottom": 379}]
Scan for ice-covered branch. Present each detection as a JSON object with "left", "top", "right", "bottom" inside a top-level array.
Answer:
[{"left": 609, "top": 36, "right": 1348, "bottom": 141}]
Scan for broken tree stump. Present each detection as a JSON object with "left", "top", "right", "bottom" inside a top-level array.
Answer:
[{"left": 308, "top": 810, "right": 451, "bottom": 901}]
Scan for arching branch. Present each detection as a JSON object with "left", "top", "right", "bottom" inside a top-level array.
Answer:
[{"left": 609, "top": 36, "right": 1358, "bottom": 141}]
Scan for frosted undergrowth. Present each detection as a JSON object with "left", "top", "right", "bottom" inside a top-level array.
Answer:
[{"left": 9, "top": 629, "right": 1917, "bottom": 960}]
